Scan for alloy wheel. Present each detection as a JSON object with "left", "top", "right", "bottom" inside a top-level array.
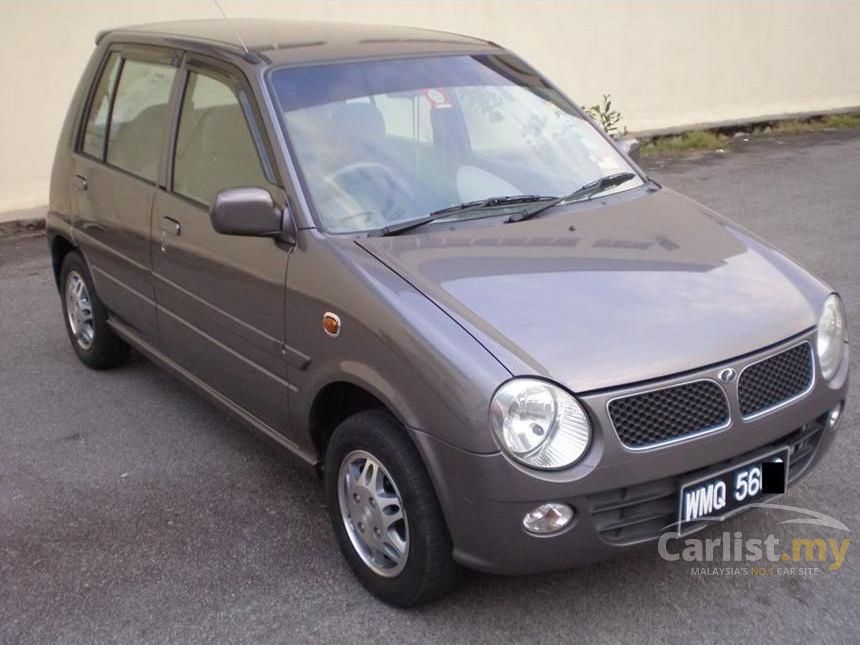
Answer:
[
  {"left": 66, "top": 271, "right": 95, "bottom": 350},
  {"left": 337, "top": 449, "right": 409, "bottom": 577}
]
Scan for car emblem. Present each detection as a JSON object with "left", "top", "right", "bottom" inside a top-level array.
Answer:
[{"left": 718, "top": 368, "right": 737, "bottom": 384}]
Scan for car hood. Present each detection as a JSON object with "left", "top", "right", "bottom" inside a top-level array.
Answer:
[{"left": 357, "top": 189, "right": 829, "bottom": 393}]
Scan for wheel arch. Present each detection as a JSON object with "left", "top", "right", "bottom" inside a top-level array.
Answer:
[
  {"left": 307, "top": 377, "right": 417, "bottom": 466},
  {"left": 49, "top": 232, "right": 78, "bottom": 289}
]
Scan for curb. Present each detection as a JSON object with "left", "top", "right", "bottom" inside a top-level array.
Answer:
[{"left": 0, "top": 216, "right": 46, "bottom": 240}]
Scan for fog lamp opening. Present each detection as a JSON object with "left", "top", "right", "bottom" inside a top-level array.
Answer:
[
  {"left": 827, "top": 401, "right": 844, "bottom": 429},
  {"left": 523, "top": 503, "right": 574, "bottom": 535}
]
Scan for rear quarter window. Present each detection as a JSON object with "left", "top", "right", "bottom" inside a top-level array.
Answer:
[{"left": 80, "top": 53, "right": 121, "bottom": 159}]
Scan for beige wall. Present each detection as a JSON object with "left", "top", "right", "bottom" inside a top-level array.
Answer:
[{"left": 1, "top": 0, "right": 859, "bottom": 214}]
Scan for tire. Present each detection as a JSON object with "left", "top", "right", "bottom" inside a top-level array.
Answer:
[
  {"left": 59, "top": 250, "right": 129, "bottom": 370},
  {"left": 324, "top": 409, "right": 460, "bottom": 606}
]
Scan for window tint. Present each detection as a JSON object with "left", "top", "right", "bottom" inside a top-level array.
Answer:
[
  {"left": 173, "top": 73, "right": 267, "bottom": 205},
  {"left": 81, "top": 53, "right": 121, "bottom": 159},
  {"left": 105, "top": 59, "right": 176, "bottom": 182}
]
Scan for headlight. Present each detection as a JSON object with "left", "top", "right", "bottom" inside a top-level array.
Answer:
[
  {"left": 490, "top": 379, "right": 591, "bottom": 469},
  {"left": 817, "top": 293, "right": 847, "bottom": 380}
]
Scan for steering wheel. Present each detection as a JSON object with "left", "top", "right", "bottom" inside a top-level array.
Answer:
[{"left": 320, "top": 161, "right": 419, "bottom": 225}]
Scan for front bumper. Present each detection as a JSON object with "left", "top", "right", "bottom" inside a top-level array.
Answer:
[{"left": 410, "top": 332, "right": 848, "bottom": 575}]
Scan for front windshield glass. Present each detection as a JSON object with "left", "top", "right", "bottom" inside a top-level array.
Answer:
[{"left": 271, "top": 54, "right": 641, "bottom": 233}]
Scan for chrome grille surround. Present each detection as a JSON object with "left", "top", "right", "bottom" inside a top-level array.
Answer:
[
  {"left": 738, "top": 341, "right": 815, "bottom": 420},
  {"left": 607, "top": 379, "right": 731, "bottom": 450},
  {"left": 602, "top": 335, "right": 817, "bottom": 451}
]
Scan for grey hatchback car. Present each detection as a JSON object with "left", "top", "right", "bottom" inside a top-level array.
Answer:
[{"left": 48, "top": 19, "right": 849, "bottom": 606}]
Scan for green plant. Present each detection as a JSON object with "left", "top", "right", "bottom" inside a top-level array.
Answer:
[
  {"left": 821, "top": 113, "right": 860, "bottom": 128},
  {"left": 584, "top": 94, "right": 628, "bottom": 138},
  {"left": 642, "top": 130, "right": 727, "bottom": 156},
  {"left": 760, "top": 113, "right": 860, "bottom": 136},
  {"left": 638, "top": 111, "right": 860, "bottom": 158}
]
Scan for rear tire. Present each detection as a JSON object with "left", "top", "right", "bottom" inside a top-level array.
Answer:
[
  {"left": 60, "top": 250, "right": 129, "bottom": 370},
  {"left": 324, "top": 409, "right": 460, "bottom": 606}
]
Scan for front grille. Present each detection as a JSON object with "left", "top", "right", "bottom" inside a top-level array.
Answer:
[
  {"left": 608, "top": 380, "right": 730, "bottom": 449},
  {"left": 738, "top": 343, "right": 813, "bottom": 418},
  {"left": 590, "top": 417, "right": 826, "bottom": 545}
]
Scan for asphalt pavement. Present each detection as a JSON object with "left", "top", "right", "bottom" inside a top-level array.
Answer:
[{"left": 1, "top": 130, "right": 858, "bottom": 644}]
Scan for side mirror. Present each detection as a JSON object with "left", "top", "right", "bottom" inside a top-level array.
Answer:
[
  {"left": 618, "top": 137, "right": 642, "bottom": 163},
  {"left": 209, "top": 187, "right": 284, "bottom": 237}
]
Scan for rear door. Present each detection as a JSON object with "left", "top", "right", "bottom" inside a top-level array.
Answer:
[
  {"left": 73, "top": 45, "right": 178, "bottom": 339},
  {"left": 151, "top": 55, "right": 292, "bottom": 435}
]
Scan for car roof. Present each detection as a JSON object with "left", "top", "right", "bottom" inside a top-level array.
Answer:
[{"left": 101, "top": 19, "right": 500, "bottom": 66}]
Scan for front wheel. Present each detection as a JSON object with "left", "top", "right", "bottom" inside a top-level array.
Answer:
[{"left": 324, "top": 409, "right": 460, "bottom": 606}]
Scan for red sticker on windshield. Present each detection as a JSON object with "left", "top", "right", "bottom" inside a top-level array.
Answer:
[{"left": 423, "top": 88, "right": 453, "bottom": 109}]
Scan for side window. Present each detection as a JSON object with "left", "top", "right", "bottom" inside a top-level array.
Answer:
[
  {"left": 80, "top": 53, "right": 121, "bottom": 159},
  {"left": 105, "top": 59, "right": 176, "bottom": 182},
  {"left": 173, "top": 72, "right": 268, "bottom": 206}
]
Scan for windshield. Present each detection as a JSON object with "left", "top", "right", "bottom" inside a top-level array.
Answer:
[{"left": 271, "top": 54, "right": 642, "bottom": 234}]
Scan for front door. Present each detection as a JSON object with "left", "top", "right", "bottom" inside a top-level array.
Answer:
[{"left": 151, "top": 57, "right": 292, "bottom": 435}]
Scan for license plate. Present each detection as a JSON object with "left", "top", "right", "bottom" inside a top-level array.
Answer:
[{"left": 677, "top": 446, "right": 790, "bottom": 534}]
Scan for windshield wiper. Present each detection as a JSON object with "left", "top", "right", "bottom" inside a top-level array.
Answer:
[
  {"left": 370, "top": 194, "right": 556, "bottom": 237},
  {"left": 428, "top": 194, "right": 556, "bottom": 217},
  {"left": 506, "top": 172, "right": 638, "bottom": 224}
]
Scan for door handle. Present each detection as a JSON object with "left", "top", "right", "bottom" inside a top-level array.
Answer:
[
  {"left": 160, "top": 216, "right": 181, "bottom": 253},
  {"left": 74, "top": 174, "right": 88, "bottom": 192},
  {"left": 162, "top": 216, "right": 181, "bottom": 236}
]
